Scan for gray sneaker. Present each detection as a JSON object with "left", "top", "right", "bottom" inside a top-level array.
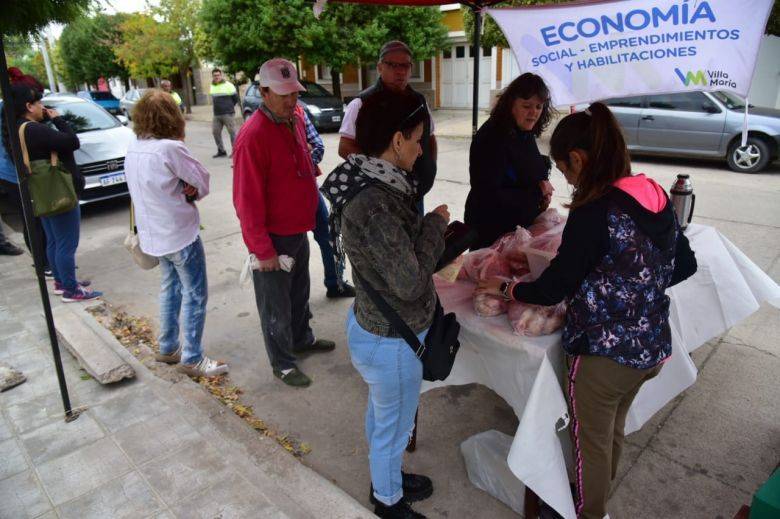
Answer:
[{"left": 155, "top": 346, "right": 182, "bottom": 364}]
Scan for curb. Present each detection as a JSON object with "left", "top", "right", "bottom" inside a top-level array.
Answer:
[{"left": 57, "top": 302, "right": 373, "bottom": 519}]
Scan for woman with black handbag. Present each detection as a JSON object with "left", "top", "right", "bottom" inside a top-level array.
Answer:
[
  {"left": 2, "top": 85, "right": 100, "bottom": 302},
  {"left": 321, "top": 89, "right": 449, "bottom": 519}
]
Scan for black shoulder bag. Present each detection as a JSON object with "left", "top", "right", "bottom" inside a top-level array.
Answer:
[{"left": 355, "top": 272, "right": 461, "bottom": 382}]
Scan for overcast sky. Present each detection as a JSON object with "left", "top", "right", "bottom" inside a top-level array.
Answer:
[{"left": 48, "top": 0, "right": 154, "bottom": 39}]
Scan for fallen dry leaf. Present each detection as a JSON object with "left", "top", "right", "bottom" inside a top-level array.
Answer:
[{"left": 92, "top": 302, "right": 312, "bottom": 458}]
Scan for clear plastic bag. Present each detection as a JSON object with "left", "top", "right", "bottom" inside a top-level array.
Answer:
[{"left": 460, "top": 429, "right": 526, "bottom": 515}]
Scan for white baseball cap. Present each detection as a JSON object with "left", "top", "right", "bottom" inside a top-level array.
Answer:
[{"left": 258, "top": 58, "right": 305, "bottom": 95}]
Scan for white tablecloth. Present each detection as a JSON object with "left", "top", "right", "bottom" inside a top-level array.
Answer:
[{"left": 422, "top": 224, "right": 780, "bottom": 518}]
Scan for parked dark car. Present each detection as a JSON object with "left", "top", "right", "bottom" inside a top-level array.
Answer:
[
  {"left": 242, "top": 80, "right": 345, "bottom": 131},
  {"left": 76, "top": 90, "right": 122, "bottom": 115},
  {"left": 596, "top": 91, "right": 780, "bottom": 173}
]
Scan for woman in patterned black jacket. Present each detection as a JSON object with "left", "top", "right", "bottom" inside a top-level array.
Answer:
[{"left": 478, "top": 102, "right": 697, "bottom": 519}]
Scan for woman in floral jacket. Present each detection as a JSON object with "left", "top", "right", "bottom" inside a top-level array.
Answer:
[{"left": 478, "top": 102, "right": 697, "bottom": 519}]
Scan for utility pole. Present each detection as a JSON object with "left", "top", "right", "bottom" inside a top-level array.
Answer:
[{"left": 38, "top": 35, "right": 57, "bottom": 93}]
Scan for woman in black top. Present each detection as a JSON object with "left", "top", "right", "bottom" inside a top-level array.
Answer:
[
  {"left": 2, "top": 85, "right": 100, "bottom": 301},
  {"left": 465, "top": 73, "right": 555, "bottom": 249}
]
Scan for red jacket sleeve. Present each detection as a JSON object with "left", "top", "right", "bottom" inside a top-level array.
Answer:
[{"left": 232, "top": 133, "right": 276, "bottom": 260}]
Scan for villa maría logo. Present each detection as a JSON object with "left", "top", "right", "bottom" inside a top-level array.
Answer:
[{"left": 674, "top": 68, "right": 737, "bottom": 88}]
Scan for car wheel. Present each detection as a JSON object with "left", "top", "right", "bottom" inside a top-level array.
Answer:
[{"left": 727, "top": 136, "right": 770, "bottom": 173}]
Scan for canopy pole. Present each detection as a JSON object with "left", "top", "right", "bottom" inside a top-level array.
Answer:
[
  {"left": 0, "top": 34, "right": 77, "bottom": 423},
  {"left": 471, "top": 6, "right": 482, "bottom": 136}
]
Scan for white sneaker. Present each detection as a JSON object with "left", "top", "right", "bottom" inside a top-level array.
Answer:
[{"left": 176, "top": 355, "right": 229, "bottom": 377}]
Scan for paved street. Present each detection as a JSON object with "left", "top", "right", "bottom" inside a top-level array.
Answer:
[{"left": 2, "top": 110, "right": 779, "bottom": 518}]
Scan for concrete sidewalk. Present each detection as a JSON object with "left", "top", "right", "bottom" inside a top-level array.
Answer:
[{"left": 0, "top": 248, "right": 371, "bottom": 519}]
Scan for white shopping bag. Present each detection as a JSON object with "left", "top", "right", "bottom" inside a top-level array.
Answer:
[{"left": 239, "top": 254, "right": 295, "bottom": 286}]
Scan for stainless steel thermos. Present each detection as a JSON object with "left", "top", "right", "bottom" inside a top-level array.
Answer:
[{"left": 670, "top": 174, "right": 695, "bottom": 230}]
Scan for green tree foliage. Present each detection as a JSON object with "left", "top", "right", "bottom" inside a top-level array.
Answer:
[
  {"left": 298, "top": 2, "right": 386, "bottom": 98},
  {"left": 150, "top": 0, "right": 202, "bottom": 109},
  {"left": 59, "top": 13, "right": 129, "bottom": 87},
  {"left": 4, "top": 36, "right": 47, "bottom": 84},
  {"left": 0, "top": 0, "right": 92, "bottom": 37},
  {"left": 115, "top": 0, "right": 201, "bottom": 110},
  {"left": 199, "top": 0, "right": 448, "bottom": 97},
  {"left": 199, "top": 0, "right": 311, "bottom": 73},
  {"left": 51, "top": 38, "right": 78, "bottom": 91},
  {"left": 372, "top": 7, "right": 449, "bottom": 62},
  {"left": 115, "top": 14, "right": 179, "bottom": 78},
  {"left": 464, "top": 0, "right": 563, "bottom": 49},
  {"left": 306, "top": 5, "right": 447, "bottom": 97}
]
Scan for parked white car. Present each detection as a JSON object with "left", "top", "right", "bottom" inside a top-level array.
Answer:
[{"left": 43, "top": 94, "right": 134, "bottom": 204}]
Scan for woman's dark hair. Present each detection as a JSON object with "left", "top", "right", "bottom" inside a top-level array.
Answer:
[
  {"left": 2, "top": 84, "right": 43, "bottom": 156},
  {"left": 550, "top": 102, "right": 631, "bottom": 209},
  {"left": 355, "top": 89, "right": 428, "bottom": 157},
  {"left": 490, "top": 73, "right": 554, "bottom": 137}
]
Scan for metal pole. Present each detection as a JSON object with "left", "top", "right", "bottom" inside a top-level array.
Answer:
[
  {"left": 38, "top": 35, "right": 57, "bottom": 93},
  {"left": 0, "top": 34, "right": 77, "bottom": 422},
  {"left": 471, "top": 7, "right": 482, "bottom": 136}
]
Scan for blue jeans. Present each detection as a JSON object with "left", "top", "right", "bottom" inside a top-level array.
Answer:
[
  {"left": 313, "top": 192, "right": 341, "bottom": 289},
  {"left": 40, "top": 205, "right": 80, "bottom": 291},
  {"left": 158, "top": 237, "right": 207, "bottom": 365},
  {"left": 346, "top": 307, "right": 426, "bottom": 506}
]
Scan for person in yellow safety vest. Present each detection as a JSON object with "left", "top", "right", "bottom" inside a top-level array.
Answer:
[
  {"left": 160, "top": 80, "right": 184, "bottom": 112},
  {"left": 209, "top": 68, "right": 239, "bottom": 158}
]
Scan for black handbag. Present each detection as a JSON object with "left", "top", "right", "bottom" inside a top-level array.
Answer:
[{"left": 356, "top": 272, "right": 461, "bottom": 382}]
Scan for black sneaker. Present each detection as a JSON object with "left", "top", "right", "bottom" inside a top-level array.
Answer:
[
  {"left": 326, "top": 282, "right": 356, "bottom": 299},
  {"left": 212, "top": 151, "right": 227, "bottom": 158},
  {"left": 44, "top": 268, "right": 53, "bottom": 278},
  {"left": 272, "top": 367, "right": 311, "bottom": 387},
  {"left": 293, "top": 339, "right": 335, "bottom": 357},
  {"left": 370, "top": 473, "right": 433, "bottom": 505},
  {"left": 374, "top": 500, "right": 426, "bottom": 519},
  {"left": 539, "top": 498, "right": 565, "bottom": 519},
  {"left": 0, "top": 240, "right": 24, "bottom": 256}
]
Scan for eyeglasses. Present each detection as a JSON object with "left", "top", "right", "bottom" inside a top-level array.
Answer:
[{"left": 382, "top": 60, "right": 413, "bottom": 71}]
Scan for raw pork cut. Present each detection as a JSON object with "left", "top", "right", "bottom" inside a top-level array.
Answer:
[
  {"left": 462, "top": 249, "right": 512, "bottom": 281},
  {"left": 528, "top": 208, "right": 566, "bottom": 237},
  {"left": 474, "top": 293, "right": 508, "bottom": 317},
  {"left": 507, "top": 302, "right": 567, "bottom": 336}
]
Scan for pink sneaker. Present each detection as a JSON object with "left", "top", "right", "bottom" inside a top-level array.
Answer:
[
  {"left": 52, "top": 280, "right": 91, "bottom": 295},
  {"left": 61, "top": 286, "right": 102, "bottom": 303}
]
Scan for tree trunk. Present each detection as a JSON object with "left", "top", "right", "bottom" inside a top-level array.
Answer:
[
  {"left": 180, "top": 67, "right": 193, "bottom": 114},
  {"left": 330, "top": 68, "right": 341, "bottom": 100}
]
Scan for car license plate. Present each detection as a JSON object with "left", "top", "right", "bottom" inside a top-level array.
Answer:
[
  {"left": 331, "top": 115, "right": 341, "bottom": 122},
  {"left": 99, "top": 173, "right": 125, "bottom": 187}
]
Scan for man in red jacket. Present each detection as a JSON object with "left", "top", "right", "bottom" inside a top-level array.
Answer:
[{"left": 233, "top": 58, "right": 335, "bottom": 387}]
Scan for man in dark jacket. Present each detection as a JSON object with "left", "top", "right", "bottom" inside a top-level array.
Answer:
[
  {"left": 338, "top": 41, "right": 437, "bottom": 209},
  {"left": 209, "top": 69, "right": 239, "bottom": 158}
]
